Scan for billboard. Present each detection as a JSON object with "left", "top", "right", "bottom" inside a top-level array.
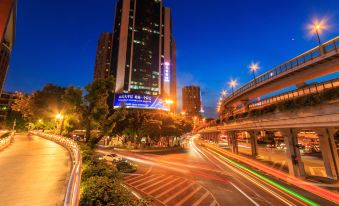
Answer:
[{"left": 114, "top": 94, "right": 169, "bottom": 111}]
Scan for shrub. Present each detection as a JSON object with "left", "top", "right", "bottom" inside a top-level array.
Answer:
[
  {"left": 116, "top": 161, "right": 137, "bottom": 173},
  {"left": 82, "top": 161, "right": 118, "bottom": 181},
  {"left": 80, "top": 176, "right": 144, "bottom": 206}
]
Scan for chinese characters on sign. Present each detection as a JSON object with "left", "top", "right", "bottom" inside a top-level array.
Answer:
[{"left": 114, "top": 94, "right": 170, "bottom": 111}]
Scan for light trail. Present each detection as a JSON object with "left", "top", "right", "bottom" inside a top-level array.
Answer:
[
  {"left": 199, "top": 141, "right": 339, "bottom": 204},
  {"left": 196, "top": 143, "right": 300, "bottom": 206}
]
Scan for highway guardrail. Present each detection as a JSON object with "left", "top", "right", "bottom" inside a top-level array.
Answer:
[{"left": 31, "top": 131, "right": 82, "bottom": 206}]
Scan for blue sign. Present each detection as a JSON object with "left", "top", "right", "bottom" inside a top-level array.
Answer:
[{"left": 114, "top": 94, "right": 169, "bottom": 111}]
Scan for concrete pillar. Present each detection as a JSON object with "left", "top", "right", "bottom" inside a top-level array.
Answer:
[
  {"left": 230, "top": 131, "right": 238, "bottom": 154},
  {"left": 280, "top": 128, "right": 306, "bottom": 177},
  {"left": 241, "top": 100, "right": 250, "bottom": 112},
  {"left": 314, "top": 128, "right": 339, "bottom": 180},
  {"left": 249, "top": 131, "right": 258, "bottom": 157}
]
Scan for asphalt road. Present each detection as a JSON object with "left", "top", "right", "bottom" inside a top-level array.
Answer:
[
  {"left": 98, "top": 136, "right": 338, "bottom": 206},
  {"left": 0, "top": 133, "right": 71, "bottom": 206}
]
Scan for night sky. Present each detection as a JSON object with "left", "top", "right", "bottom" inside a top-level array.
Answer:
[{"left": 5, "top": 0, "right": 339, "bottom": 117}]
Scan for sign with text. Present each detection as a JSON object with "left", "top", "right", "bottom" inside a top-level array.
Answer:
[{"left": 114, "top": 94, "right": 169, "bottom": 111}]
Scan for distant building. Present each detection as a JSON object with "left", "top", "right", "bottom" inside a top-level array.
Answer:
[
  {"left": 0, "top": 91, "right": 15, "bottom": 127},
  {"left": 93, "top": 32, "right": 112, "bottom": 80},
  {"left": 182, "top": 86, "right": 202, "bottom": 118},
  {"left": 110, "top": 0, "right": 176, "bottom": 112},
  {"left": 0, "top": 0, "right": 16, "bottom": 94}
]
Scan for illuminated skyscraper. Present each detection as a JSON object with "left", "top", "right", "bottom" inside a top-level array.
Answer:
[
  {"left": 110, "top": 0, "right": 176, "bottom": 111},
  {"left": 0, "top": 0, "right": 16, "bottom": 94}
]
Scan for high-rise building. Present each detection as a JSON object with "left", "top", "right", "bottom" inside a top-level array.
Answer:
[
  {"left": 182, "top": 86, "right": 202, "bottom": 118},
  {"left": 0, "top": 0, "right": 16, "bottom": 94},
  {"left": 93, "top": 32, "right": 112, "bottom": 80},
  {"left": 110, "top": 0, "right": 176, "bottom": 112}
]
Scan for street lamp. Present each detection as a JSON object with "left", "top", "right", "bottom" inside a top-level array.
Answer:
[
  {"left": 229, "top": 79, "right": 238, "bottom": 94},
  {"left": 221, "top": 90, "right": 228, "bottom": 97},
  {"left": 55, "top": 113, "right": 65, "bottom": 135},
  {"left": 165, "top": 99, "right": 174, "bottom": 105},
  {"left": 249, "top": 62, "right": 260, "bottom": 83},
  {"left": 308, "top": 18, "right": 328, "bottom": 47}
]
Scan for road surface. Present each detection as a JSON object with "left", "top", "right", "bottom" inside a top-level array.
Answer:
[
  {"left": 0, "top": 133, "right": 71, "bottom": 206},
  {"left": 98, "top": 136, "right": 338, "bottom": 206}
]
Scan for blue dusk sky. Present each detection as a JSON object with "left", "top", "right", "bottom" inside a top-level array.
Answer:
[{"left": 5, "top": 0, "right": 339, "bottom": 117}]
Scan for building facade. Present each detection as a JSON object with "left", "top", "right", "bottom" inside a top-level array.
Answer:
[
  {"left": 110, "top": 0, "right": 176, "bottom": 111},
  {"left": 93, "top": 32, "right": 112, "bottom": 80},
  {"left": 182, "top": 86, "right": 202, "bottom": 118},
  {"left": 0, "top": 0, "right": 16, "bottom": 94},
  {"left": 0, "top": 91, "right": 15, "bottom": 128}
]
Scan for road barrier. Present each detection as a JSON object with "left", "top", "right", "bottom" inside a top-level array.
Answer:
[
  {"left": 31, "top": 132, "right": 82, "bottom": 206},
  {"left": 0, "top": 131, "right": 15, "bottom": 150}
]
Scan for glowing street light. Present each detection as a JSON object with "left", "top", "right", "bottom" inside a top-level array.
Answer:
[
  {"left": 55, "top": 113, "right": 65, "bottom": 135},
  {"left": 221, "top": 90, "right": 228, "bottom": 97},
  {"left": 229, "top": 79, "right": 238, "bottom": 94},
  {"left": 308, "top": 18, "right": 328, "bottom": 46},
  {"left": 249, "top": 62, "right": 260, "bottom": 83},
  {"left": 165, "top": 99, "right": 174, "bottom": 105},
  {"left": 56, "top": 113, "right": 64, "bottom": 120}
]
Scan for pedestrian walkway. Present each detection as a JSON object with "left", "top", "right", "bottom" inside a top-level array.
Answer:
[
  {"left": 124, "top": 173, "right": 219, "bottom": 206},
  {"left": 0, "top": 133, "right": 71, "bottom": 206}
]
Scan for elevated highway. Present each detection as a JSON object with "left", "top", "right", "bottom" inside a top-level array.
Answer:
[{"left": 222, "top": 36, "right": 339, "bottom": 108}]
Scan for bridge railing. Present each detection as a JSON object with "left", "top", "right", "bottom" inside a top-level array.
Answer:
[
  {"left": 0, "top": 131, "right": 15, "bottom": 150},
  {"left": 248, "top": 78, "right": 339, "bottom": 110},
  {"left": 224, "top": 36, "right": 339, "bottom": 104},
  {"left": 31, "top": 132, "right": 82, "bottom": 206}
]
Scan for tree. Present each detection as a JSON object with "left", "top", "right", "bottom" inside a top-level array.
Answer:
[{"left": 61, "top": 78, "right": 115, "bottom": 143}]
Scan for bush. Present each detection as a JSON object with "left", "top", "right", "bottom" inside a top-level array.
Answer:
[
  {"left": 82, "top": 161, "right": 118, "bottom": 181},
  {"left": 116, "top": 161, "right": 137, "bottom": 173},
  {"left": 80, "top": 176, "right": 145, "bottom": 206},
  {"left": 79, "top": 143, "right": 148, "bottom": 206}
]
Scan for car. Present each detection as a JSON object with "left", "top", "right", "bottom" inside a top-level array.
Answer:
[
  {"left": 100, "top": 153, "right": 122, "bottom": 163},
  {"left": 266, "top": 143, "right": 276, "bottom": 148}
]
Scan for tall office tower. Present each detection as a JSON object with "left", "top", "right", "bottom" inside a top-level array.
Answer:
[
  {"left": 93, "top": 32, "right": 112, "bottom": 80},
  {"left": 0, "top": 0, "right": 16, "bottom": 94},
  {"left": 182, "top": 86, "right": 202, "bottom": 118},
  {"left": 111, "top": 0, "right": 176, "bottom": 112}
]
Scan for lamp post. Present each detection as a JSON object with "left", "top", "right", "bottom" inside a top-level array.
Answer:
[
  {"left": 249, "top": 62, "right": 260, "bottom": 83},
  {"left": 55, "top": 113, "right": 64, "bottom": 135},
  {"left": 314, "top": 24, "right": 322, "bottom": 46},
  {"left": 229, "top": 79, "right": 238, "bottom": 94},
  {"left": 308, "top": 18, "right": 328, "bottom": 54}
]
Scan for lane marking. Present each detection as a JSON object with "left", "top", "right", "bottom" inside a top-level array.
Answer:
[
  {"left": 192, "top": 191, "right": 210, "bottom": 206},
  {"left": 147, "top": 177, "right": 182, "bottom": 195},
  {"left": 155, "top": 179, "right": 188, "bottom": 198},
  {"left": 125, "top": 174, "right": 156, "bottom": 184},
  {"left": 133, "top": 175, "right": 165, "bottom": 188},
  {"left": 174, "top": 185, "right": 202, "bottom": 206},
  {"left": 209, "top": 200, "right": 218, "bottom": 206},
  {"left": 163, "top": 182, "right": 195, "bottom": 204},
  {"left": 141, "top": 175, "right": 173, "bottom": 191},
  {"left": 230, "top": 182, "right": 260, "bottom": 206}
]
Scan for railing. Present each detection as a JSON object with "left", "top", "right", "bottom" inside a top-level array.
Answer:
[
  {"left": 0, "top": 131, "right": 15, "bottom": 150},
  {"left": 31, "top": 132, "right": 82, "bottom": 206},
  {"left": 248, "top": 78, "right": 339, "bottom": 110},
  {"left": 223, "top": 36, "right": 339, "bottom": 104}
]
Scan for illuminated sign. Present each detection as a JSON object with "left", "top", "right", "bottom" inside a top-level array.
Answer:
[
  {"left": 114, "top": 94, "right": 169, "bottom": 111},
  {"left": 164, "top": 62, "right": 170, "bottom": 82}
]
